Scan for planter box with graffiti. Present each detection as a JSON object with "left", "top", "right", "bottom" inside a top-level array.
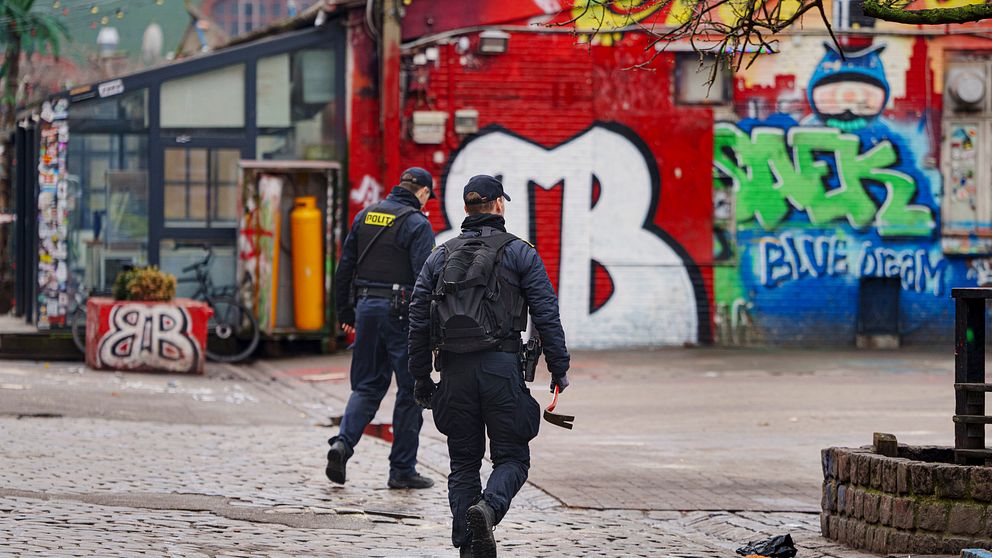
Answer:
[{"left": 84, "top": 297, "right": 212, "bottom": 374}]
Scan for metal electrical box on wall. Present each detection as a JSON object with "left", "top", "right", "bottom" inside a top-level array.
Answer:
[
  {"left": 946, "top": 63, "right": 988, "bottom": 114},
  {"left": 942, "top": 58, "right": 992, "bottom": 248},
  {"left": 454, "top": 109, "right": 479, "bottom": 134},
  {"left": 412, "top": 111, "right": 447, "bottom": 144}
]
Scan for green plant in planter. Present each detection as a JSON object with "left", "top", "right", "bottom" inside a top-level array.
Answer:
[
  {"left": 113, "top": 267, "right": 176, "bottom": 302},
  {"left": 113, "top": 268, "right": 137, "bottom": 301}
]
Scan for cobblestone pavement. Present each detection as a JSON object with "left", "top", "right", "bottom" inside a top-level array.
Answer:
[{"left": 0, "top": 349, "right": 947, "bottom": 557}]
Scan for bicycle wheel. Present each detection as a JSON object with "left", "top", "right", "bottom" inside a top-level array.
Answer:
[
  {"left": 71, "top": 307, "right": 87, "bottom": 354},
  {"left": 204, "top": 296, "right": 260, "bottom": 363}
]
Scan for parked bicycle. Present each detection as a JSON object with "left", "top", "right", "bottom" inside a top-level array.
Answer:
[
  {"left": 69, "top": 282, "right": 113, "bottom": 356},
  {"left": 71, "top": 247, "right": 260, "bottom": 363},
  {"left": 179, "top": 246, "right": 260, "bottom": 363}
]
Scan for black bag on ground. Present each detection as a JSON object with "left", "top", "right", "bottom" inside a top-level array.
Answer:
[
  {"left": 735, "top": 534, "right": 797, "bottom": 558},
  {"left": 431, "top": 228, "right": 525, "bottom": 353}
]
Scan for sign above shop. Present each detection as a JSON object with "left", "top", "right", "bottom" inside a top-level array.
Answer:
[{"left": 98, "top": 79, "right": 125, "bottom": 98}]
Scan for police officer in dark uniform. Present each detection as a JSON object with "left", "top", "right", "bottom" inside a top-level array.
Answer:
[
  {"left": 327, "top": 167, "right": 436, "bottom": 490},
  {"left": 408, "top": 175, "right": 571, "bottom": 557}
]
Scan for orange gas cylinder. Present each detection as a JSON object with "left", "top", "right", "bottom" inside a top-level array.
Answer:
[{"left": 290, "top": 197, "right": 324, "bottom": 330}]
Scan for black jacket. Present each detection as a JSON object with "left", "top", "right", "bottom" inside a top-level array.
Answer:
[
  {"left": 408, "top": 214, "right": 570, "bottom": 380},
  {"left": 335, "top": 187, "right": 434, "bottom": 325}
]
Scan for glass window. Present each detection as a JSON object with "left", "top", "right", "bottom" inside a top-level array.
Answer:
[
  {"left": 159, "top": 242, "right": 237, "bottom": 299},
  {"left": 256, "top": 47, "right": 341, "bottom": 160},
  {"left": 257, "top": 54, "right": 291, "bottom": 127},
  {"left": 66, "top": 134, "right": 149, "bottom": 294},
  {"left": 675, "top": 54, "right": 730, "bottom": 105},
  {"left": 164, "top": 147, "right": 241, "bottom": 228},
  {"left": 69, "top": 90, "right": 148, "bottom": 132},
  {"left": 161, "top": 65, "right": 245, "bottom": 128}
]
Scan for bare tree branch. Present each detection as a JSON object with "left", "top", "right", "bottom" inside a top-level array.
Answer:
[{"left": 863, "top": 0, "right": 992, "bottom": 24}]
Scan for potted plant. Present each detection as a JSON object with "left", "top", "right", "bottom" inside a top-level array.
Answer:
[{"left": 84, "top": 267, "right": 213, "bottom": 374}]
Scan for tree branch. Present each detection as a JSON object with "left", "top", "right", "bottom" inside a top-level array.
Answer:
[{"left": 863, "top": 0, "right": 992, "bottom": 24}]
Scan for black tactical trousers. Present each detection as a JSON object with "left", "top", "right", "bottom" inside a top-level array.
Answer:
[{"left": 431, "top": 350, "right": 541, "bottom": 549}]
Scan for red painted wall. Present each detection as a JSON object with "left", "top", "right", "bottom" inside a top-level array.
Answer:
[{"left": 395, "top": 32, "right": 715, "bottom": 346}]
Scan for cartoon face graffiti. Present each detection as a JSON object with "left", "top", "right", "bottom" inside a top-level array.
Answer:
[{"left": 808, "top": 43, "right": 889, "bottom": 131}]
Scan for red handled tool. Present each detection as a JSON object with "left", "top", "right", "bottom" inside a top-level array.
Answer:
[{"left": 543, "top": 385, "right": 574, "bottom": 430}]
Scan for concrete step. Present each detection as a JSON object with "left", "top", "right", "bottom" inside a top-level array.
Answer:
[{"left": 0, "top": 331, "right": 82, "bottom": 361}]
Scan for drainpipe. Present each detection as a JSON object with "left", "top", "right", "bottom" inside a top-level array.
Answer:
[{"left": 380, "top": 0, "right": 401, "bottom": 185}]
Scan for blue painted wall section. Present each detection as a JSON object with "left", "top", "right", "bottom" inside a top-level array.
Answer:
[{"left": 713, "top": 40, "right": 971, "bottom": 345}]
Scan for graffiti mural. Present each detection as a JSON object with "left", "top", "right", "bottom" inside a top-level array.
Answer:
[
  {"left": 351, "top": 174, "right": 384, "bottom": 209},
  {"left": 714, "top": 40, "right": 962, "bottom": 344},
  {"left": 439, "top": 123, "right": 706, "bottom": 348},
  {"left": 715, "top": 125, "right": 935, "bottom": 236},
  {"left": 96, "top": 304, "right": 202, "bottom": 373},
  {"left": 238, "top": 174, "right": 283, "bottom": 333},
  {"left": 758, "top": 233, "right": 946, "bottom": 295}
]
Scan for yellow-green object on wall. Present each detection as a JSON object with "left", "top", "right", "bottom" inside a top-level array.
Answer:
[{"left": 290, "top": 196, "right": 324, "bottom": 330}]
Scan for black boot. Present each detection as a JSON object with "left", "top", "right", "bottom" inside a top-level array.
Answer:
[
  {"left": 325, "top": 439, "right": 350, "bottom": 485},
  {"left": 466, "top": 500, "right": 497, "bottom": 558},
  {"left": 387, "top": 473, "right": 435, "bottom": 489},
  {"left": 459, "top": 545, "right": 474, "bottom": 558}
]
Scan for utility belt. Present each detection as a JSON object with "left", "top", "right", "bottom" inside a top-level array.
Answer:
[
  {"left": 356, "top": 284, "right": 410, "bottom": 320},
  {"left": 434, "top": 337, "right": 542, "bottom": 381},
  {"left": 436, "top": 338, "right": 521, "bottom": 357}
]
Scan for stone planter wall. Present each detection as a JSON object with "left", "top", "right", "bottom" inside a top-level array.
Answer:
[
  {"left": 85, "top": 297, "right": 212, "bottom": 374},
  {"left": 821, "top": 446, "right": 992, "bottom": 555}
]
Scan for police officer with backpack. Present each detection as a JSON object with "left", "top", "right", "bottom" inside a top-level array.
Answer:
[
  {"left": 327, "top": 167, "right": 436, "bottom": 490},
  {"left": 408, "top": 175, "right": 571, "bottom": 558}
]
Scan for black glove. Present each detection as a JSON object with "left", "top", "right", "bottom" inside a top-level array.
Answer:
[
  {"left": 337, "top": 307, "right": 355, "bottom": 328},
  {"left": 414, "top": 377, "right": 436, "bottom": 409},
  {"left": 550, "top": 374, "right": 569, "bottom": 393}
]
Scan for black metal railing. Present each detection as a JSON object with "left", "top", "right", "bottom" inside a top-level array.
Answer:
[{"left": 951, "top": 288, "right": 992, "bottom": 465}]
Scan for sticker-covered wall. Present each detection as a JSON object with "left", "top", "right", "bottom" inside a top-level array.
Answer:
[{"left": 714, "top": 36, "right": 965, "bottom": 346}]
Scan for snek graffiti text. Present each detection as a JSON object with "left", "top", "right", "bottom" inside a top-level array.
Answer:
[{"left": 714, "top": 124, "right": 935, "bottom": 237}]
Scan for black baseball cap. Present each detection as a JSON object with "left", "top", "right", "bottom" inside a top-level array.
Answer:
[
  {"left": 400, "top": 167, "right": 435, "bottom": 198},
  {"left": 463, "top": 175, "right": 511, "bottom": 205}
]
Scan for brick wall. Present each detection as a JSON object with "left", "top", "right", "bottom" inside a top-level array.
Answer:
[
  {"left": 822, "top": 446, "right": 992, "bottom": 554},
  {"left": 345, "top": 5, "right": 992, "bottom": 348},
  {"left": 396, "top": 32, "right": 714, "bottom": 349}
]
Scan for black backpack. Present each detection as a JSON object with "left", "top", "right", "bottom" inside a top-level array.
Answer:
[{"left": 430, "top": 228, "right": 526, "bottom": 353}]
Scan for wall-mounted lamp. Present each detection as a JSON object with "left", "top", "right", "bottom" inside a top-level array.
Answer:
[{"left": 478, "top": 30, "right": 509, "bottom": 55}]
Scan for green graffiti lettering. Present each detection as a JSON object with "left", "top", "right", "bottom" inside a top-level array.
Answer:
[{"left": 714, "top": 123, "right": 935, "bottom": 237}]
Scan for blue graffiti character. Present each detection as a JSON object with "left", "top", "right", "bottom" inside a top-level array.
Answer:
[
  {"left": 807, "top": 42, "right": 889, "bottom": 132},
  {"left": 803, "top": 42, "right": 937, "bottom": 217}
]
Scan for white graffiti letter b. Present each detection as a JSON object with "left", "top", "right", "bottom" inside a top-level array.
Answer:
[{"left": 440, "top": 125, "right": 699, "bottom": 348}]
